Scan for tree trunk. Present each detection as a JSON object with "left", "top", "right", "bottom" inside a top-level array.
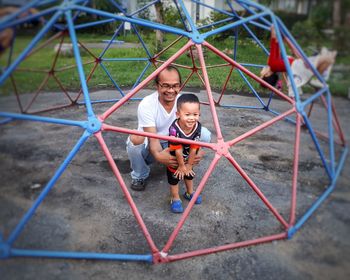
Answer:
[
  {"left": 155, "top": 2, "right": 164, "bottom": 53},
  {"left": 333, "top": 0, "right": 342, "bottom": 28}
]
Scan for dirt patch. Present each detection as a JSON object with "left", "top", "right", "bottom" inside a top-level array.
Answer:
[{"left": 0, "top": 90, "right": 349, "bottom": 280}]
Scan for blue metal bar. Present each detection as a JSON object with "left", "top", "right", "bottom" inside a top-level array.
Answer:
[
  {"left": 203, "top": 11, "right": 269, "bottom": 39},
  {"left": 130, "top": 0, "right": 160, "bottom": 17},
  {"left": 219, "top": 104, "right": 265, "bottom": 110},
  {"left": 237, "top": 0, "right": 272, "bottom": 27},
  {"left": 173, "top": 0, "right": 190, "bottom": 32},
  {"left": 106, "top": 0, "right": 126, "bottom": 13},
  {"left": 270, "top": 16, "right": 302, "bottom": 104},
  {"left": 288, "top": 146, "right": 348, "bottom": 238},
  {"left": 242, "top": 23, "right": 269, "bottom": 55},
  {"left": 302, "top": 113, "right": 332, "bottom": 180},
  {"left": 99, "top": 62, "right": 125, "bottom": 97},
  {"left": 192, "top": 0, "right": 236, "bottom": 17},
  {"left": 268, "top": 108, "right": 297, "bottom": 125},
  {"left": 240, "top": 62, "right": 266, "bottom": 68},
  {"left": 0, "top": 117, "right": 13, "bottom": 125},
  {"left": 0, "top": 11, "right": 62, "bottom": 85},
  {"left": 77, "top": 97, "right": 143, "bottom": 106},
  {"left": 99, "top": 23, "right": 124, "bottom": 58},
  {"left": 301, "top": 87, "right": 328, "bottom": 109},
  {"left": 65, "top": 10, "right": 94, "bottom": 118},
  {"left": 0, "top": 112, "right": 86, "bottom": 129},
  {"left": 277, "top": 17, "right": 326, "bottom": 83},
  {"left": 132, "top": 61, "right": 152, "bottom": 89},
  {"left": 0, "top": 0, "right": 42, "bottom": 25},
  {"left": 102, "top": 58, "right": 149, "bottom": 62},
  {"left": 326, "top": 90, "right": 335, "bottom": 175},
  {"left": 74, "top": 18, "right": 116, "bottom": 30},
  {"left": 73, "top": 4, "right": 191, "bottom": 38},
  {"left": 10, "top": 248, "right": 153, "bottom": 262},
  {"left": 198, "top": 17, "right": 235, "bottom": 31},
  {"left": 131, "top": 24, "right": 152, "bottom": 58},
  {"left": 7, "top": 131, "right": 91, "bottom": 246},
  {"left": 177, "top": 0, "right": 197, "bottom": 33},
  {"left": 0, "top": 7, "right": 57, "bottom": 30},
  {"left": 237, "top": 69, "right": 267, "bottom": 108}
]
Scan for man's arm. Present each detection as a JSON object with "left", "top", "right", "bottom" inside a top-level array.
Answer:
[{"left": 143, "top": 126, "right": 178, "bottom": 167}]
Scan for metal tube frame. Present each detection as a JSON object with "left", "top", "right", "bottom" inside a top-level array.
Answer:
[{"left": 0, "top": 0, "right": 348, "bottom": 265}]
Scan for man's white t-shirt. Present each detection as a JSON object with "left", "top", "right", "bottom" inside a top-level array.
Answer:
[{"left": 137, "top": 91, "right": 178, "bottom": 137}]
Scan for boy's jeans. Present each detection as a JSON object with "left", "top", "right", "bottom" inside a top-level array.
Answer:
[{"left": 126, "top": 127, "right": 211, "bottom": 181}]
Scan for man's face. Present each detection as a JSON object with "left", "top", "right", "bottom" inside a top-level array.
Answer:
[{"left": 156, "top": 69, "right": 181, "bottom": 105}]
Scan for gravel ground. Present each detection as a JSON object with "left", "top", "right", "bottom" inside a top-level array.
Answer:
[{"left": 0, "top": 89, "right": 349, "bottom": 280}]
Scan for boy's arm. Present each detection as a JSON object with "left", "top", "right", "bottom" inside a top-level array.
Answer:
[
  {"left": 173, "top": 146, "right": 187, "bottom": 180},
  {"left": 185, "top": 147, "right": 199, "bottom": 176}
]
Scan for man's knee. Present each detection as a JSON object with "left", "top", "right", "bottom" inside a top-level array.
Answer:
[
  {"left": 200, "top": 127, "right": 211, "bottom": 143},
  {"left": 129, "top": 134, "right": 145, "bottom": 146}
]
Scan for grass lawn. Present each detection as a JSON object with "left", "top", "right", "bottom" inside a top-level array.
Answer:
[{"left": 1, "top": 32, "right": 349, "bottom": 97}]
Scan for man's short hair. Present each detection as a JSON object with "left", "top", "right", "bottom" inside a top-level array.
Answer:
[
  {"left": 155, "top": 65, "right": 182, "bottom": 85},
  {"left": 177, "top": 93, "right": 200, "bottom": 110}
]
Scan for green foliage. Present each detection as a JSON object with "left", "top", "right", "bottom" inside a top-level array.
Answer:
[
  {"left": 274, "top": 11, "right": 308, "bottom": 30},
  {"left": 309, "top": 2, "right": 332, "bottom": 30},
  {"left": 333, "top": 26, "right": 350, "bottom": 54},
  {"left": 291, "top": 20, "right": 323, "bottom": 46}
]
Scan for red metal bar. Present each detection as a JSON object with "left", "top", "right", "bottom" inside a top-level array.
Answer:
[
  {"left": 26, "top": 31, "right": 65, "bottom": 59},
  {"left": 166, "top": 232, "right": 287, "bottom": 262},
  {"left": 94, "top": 132, "right": 159, "bottom": 254},
  {"left": 74, "top": 61, "right": 99, "bottom": 103},
  {"left": 321, "top": 95, "right": 346, "bottom": 145},
  {"left": 228, "top": 108, "right": 296, "bottom": 147},
  {"left": 162, "top": 154, "right": 221, "bottom": 254},
  {"left": 101, "top": 40, "right": 195, "bottom": 121},
  {"left": 289, "top": 113, "right": 301, "bottom": 225},
  {"left": 196, "top": 43, "right": 224, "bottom": 141},
  {"left": 216, "top": 65, "right": 234, "bottom": 105},
  {"left": 152, "top": 35, "right": 185, "bottom": 60},
  {"left": 225, "top": 153, "right": 289, "bottom": 229},
  {"left": 102, "top": 123, "right": 214, "bottom": 150},
  {"left": 51, "top": 74, "right": 75, "bottom": 103},
  {"left": 26, "top": 103, "right": 75, "bottom": 115},
  {"left": 23, "top": 73, "right": 50, "bottom": 112},
  {"left": 10, "top": 75, "right": 24, "bottom": 113},
  {"left": 203, "top": 41, "right": 294, "bottom": 104},
  {"left": 55, "top": 60, "right": 96, "bottom": 72}
]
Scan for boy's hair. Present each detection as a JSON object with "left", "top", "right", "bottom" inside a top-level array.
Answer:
[
  {"left": 261, "top": 72, "right": 278, "bottom": 88},
  {"left": 177, "top": 93, "right": 200, "bottom": 111},
  {"left": 155, "top": 65, "right": 182, "bottom": 84}
]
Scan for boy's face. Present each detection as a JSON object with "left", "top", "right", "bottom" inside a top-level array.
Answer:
[{"left": 176, "top": 102, "right": 200, "bottom": 131}]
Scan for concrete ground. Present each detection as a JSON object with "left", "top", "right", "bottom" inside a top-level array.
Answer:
[{"left": 0, "top": 89, "right": 349, "bottom": 279}]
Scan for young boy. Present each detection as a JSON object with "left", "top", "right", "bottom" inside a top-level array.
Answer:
[{"left": 167, "top": 93, "right": 203, "bottom": 213}]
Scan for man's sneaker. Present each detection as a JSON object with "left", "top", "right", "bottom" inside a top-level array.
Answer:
[
  {"left": 183, "top": 192, "right": 202, "bottom": 204},
  {"left": 130, "top": 179, "right": 146, "bottom": 191},
  {"left": 170, "top": 199, "right": 183, "bottom": 213}
]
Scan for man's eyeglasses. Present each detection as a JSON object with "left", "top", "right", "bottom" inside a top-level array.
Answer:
[{"left": 158, "top": 83, "right": 181, "bottom": 90}]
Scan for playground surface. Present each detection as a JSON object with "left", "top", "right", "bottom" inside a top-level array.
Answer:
[{"left": 0, "top": 89, "right": 349, "bottom": 279}]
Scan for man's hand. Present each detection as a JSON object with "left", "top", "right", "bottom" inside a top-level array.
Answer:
[
  {"left": 155, "top": 147, "right": 178, "bottom": 168},
  {"left": 193, "top": 149, "right": 206, "bottom": 165}
]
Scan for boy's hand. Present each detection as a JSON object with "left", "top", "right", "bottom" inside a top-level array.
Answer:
[
  {"left": 185, "top": 164, "right": 195, "bottom": 177},
  {"left": 174, "top": 165, "right": 187, "bottom": 180}
]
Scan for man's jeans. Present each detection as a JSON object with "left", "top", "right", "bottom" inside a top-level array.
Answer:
[{"left": 126, "top": 127, "right": 211, "bottom": 180}]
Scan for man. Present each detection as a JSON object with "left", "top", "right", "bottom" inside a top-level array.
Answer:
[{"left": 126, "top": 66, "right": 211, "bottom": 191}]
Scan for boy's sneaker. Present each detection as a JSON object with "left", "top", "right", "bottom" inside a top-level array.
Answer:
[
  {"left": 170, "top": 199, "right": 183, "bottom": 213},
  {"left": 183, "top": 192, "right": 202, "bottom": 204},
  {"left": 130, "top": 179, "right": 146, "bottom": 191}
]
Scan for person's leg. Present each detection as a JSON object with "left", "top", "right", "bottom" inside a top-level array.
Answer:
[
  {"left": 167, "top": 168, "right": 183, "bottom": 213},
  {"left": 183, "top": 176, "right": 202, "bottom": 204},
  {"left": 126, "top": 136, "right": 152, "bottom": 190},
  {"left": 200, "top": 126, "right": 211, "bottom": 143}
]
